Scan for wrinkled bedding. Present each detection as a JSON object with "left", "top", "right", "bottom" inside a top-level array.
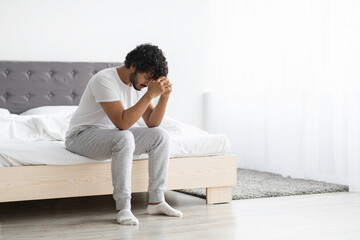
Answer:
[{"left": 0, "top": 106, "right": 230, "bottom": 167}]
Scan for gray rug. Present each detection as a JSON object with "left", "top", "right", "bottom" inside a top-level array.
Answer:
[{"left": 175, "top": 168, "right": 349, "bottom": 200}]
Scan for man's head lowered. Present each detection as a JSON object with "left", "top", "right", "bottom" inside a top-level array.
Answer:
[{"left": 124, "top": 43, "right": 168, "bottom": 91}]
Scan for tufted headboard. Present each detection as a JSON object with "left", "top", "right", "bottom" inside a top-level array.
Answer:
[{"left": 0, "top": 61, "right": 121, "bottom": 114}]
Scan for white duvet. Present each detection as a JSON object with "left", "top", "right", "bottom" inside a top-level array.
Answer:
[
  {"left": 0, "top": 107, "right": 230, "bottom": 167},
  {"left": 0, "top": 113, "right": 70, "bottom": 143}
]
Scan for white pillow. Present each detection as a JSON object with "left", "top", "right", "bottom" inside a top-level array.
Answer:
[
  {"left": 137, "top": 116, "right": 208, "bottom": 137},
  {"left": 0, "top": 108, "right": 10, "bottom": 117},
  {"left": 20, "top": 106, "right": 78, "bottom": 116}
]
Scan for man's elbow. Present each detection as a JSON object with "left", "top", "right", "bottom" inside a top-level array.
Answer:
[
  {"left": 115, "top": 125, "right": 130, "bottom": 130},
  {"left": 114, "top": 112, "right": 132, "bottom": 130},
  {"left": 116, "top": 126, "right": 130, "bottom": 130},
  {"left": 147, "top": 123, "right": 160, "bottom": 128},
  {"left": 114, "top": 121, "right": 131, "bottom": 130}
]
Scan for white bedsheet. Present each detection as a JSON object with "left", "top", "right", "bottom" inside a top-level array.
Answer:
[
  {"left": 0, "top": 134, "right": 230, "bottom": 167},
  {"left": 0, "top": 109, "right": 230, "bottom": 167}
]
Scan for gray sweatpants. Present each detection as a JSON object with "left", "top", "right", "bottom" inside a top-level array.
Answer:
[{"left": 65, "top": 125, "right": 170, "bottom": 210}]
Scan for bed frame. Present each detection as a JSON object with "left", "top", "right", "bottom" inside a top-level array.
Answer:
[{"left": 0, "top": 61, "right": 237, "bottom": 204}]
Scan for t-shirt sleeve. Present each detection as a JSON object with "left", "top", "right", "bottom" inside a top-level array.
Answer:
[{"left": 90, "top": 77, "right": 121, "bottom": 103}]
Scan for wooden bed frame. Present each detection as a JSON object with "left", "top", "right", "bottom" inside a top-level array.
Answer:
[
  {"left": 0, "top": 61, "right": 237, "bottom": 204},
  {"left": 0, "top": 155, "right": 237, "bottom": 204}
]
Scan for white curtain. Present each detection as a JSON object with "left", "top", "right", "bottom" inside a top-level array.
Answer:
[{"left": 206, "top": 0, "right": 360, "bottom": 191}]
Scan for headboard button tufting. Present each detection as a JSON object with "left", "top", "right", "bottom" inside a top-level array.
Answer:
[{"left": 0, "top": 61, "right": 121, "bottom": 114}]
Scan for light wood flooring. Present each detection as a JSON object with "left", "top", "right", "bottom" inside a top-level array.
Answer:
[{"left": 0, "top": 191, "right": 359, "bottom": 240}]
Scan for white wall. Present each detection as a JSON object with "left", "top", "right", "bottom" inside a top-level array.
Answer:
[
  {"left": 0, "top": 0, "right": 210, "bottom": 129},
  {"left": 206, "top": 0, "right": 360, "bottom": 190}
]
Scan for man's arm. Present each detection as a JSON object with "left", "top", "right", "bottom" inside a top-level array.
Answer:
[
  {"left": 142, "top": 95, "right": 169, "bottom": 128},
  {"left": 100, "top": 77, "right": 171, "bottom": 130},
  {"left": 100, "top": 92, "right": 153, "bottom": 130},
  {"left": 142, "top": 77, "right": 172, "bottom": 127}
]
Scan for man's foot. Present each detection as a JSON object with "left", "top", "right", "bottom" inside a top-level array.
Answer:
[
  {"left": 116, "top": 209, "right": 139, "bottom": 225},
  {"left": 146, "top": 202, "right": 183, "bottom": 217}
]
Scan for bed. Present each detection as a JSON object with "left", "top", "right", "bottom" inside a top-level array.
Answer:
[{"left": 0, "top": 61, "right": 237, "bottom": 204}]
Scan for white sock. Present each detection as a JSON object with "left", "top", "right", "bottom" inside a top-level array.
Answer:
[
  {"left": 116, "top": 209, "right": 139, "bottom": 225},
  {"left": 146, "top": 202, "right": 183, "bottom": 217}
]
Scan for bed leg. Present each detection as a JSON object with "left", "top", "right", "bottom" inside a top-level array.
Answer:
[{"left": 206, "top": 186, "right": 233, "bottom": 204}]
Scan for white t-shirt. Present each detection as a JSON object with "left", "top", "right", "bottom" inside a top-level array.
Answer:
[{"left": 66, "top": 65, "right": 147, "bottom": 137}]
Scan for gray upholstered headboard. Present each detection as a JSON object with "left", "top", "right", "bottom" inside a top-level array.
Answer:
[{"left": 0, "top": 61, "right": 121, "bottom": 114}]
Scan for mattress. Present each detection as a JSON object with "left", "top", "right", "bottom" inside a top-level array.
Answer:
[
  {"left": 0, "top": 134, "right": 230, "bottom": 167},
  {"left": 0, "top": 107, "right": 230, "bottom": 167}
]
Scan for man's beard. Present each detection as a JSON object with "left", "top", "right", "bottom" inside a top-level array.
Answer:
[{"left": 129, "top": 72, "right": 141, "bottom": 91}]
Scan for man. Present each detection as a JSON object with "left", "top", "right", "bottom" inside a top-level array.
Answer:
[{"left": 65, "top": 43, "right": 182, "bottom": 225}]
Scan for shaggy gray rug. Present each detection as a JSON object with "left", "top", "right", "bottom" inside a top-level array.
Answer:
[{"left": 175, "top": 168, "right": 349, "bottom": 200}]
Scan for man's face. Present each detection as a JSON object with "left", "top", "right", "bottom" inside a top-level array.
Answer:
[{"left": 129, "top": 71, "right": 153, "bottom": 91}]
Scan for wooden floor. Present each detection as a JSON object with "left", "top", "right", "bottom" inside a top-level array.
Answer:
[{"left": 0, "top": 191, "right": 359, "bottom": 240}]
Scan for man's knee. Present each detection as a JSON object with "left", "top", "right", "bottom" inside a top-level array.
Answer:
[
  {"left": 149, "top": 127, "right": 169, "bottom": 142},
  {"left": 112, "top": 130, "right": 135, "bottom": 153}
]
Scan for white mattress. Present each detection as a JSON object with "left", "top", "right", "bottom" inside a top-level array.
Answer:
[
  {"left": 0, "top": 134, "right": 230, "bottom": 167},
  {"left": 0, "top": 108, "right": 230, "bottom": 167}
]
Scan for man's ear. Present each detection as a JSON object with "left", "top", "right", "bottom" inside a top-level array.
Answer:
[{"left": 130, "top": 64, "right": 136, "bottom": 72}]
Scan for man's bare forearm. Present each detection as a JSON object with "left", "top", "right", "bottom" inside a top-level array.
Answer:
[
  {"left": 119, "top": 93, "right": 152, "bottom": 129},
  {"left": 148, "top": 95, "right": 169, "bottom": 127}
]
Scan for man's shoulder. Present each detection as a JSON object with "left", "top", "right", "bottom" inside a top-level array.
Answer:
[
  {"left": 93, "top": 67, "right": 116, "bottom": 79},
  {"left": 89, "top": 68, "right": 117, "bottom": 85}
]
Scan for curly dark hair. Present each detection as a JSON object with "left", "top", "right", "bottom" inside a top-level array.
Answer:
[{"left": 124, "top": 43, "right": 168, "bottom": 80}]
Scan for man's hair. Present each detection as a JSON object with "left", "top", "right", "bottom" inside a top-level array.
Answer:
[{"left": 124, "top": 43, "right": 168, "bottom": 80}]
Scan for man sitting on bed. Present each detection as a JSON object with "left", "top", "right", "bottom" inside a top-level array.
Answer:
[{"left": 65, "top": 43, "right": 182, "bottom": 225}]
